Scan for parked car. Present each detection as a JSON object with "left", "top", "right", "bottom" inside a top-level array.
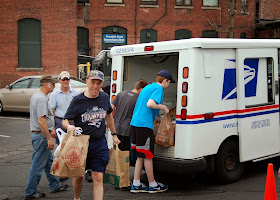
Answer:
[{"left": 0, "top": 75, "right": 88, "bottom": 114}]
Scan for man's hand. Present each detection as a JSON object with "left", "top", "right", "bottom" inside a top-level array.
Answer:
[
  {"left": 51, "top": 129, "right": 57, "bottom": 138},
  {"left": 67, "top": 125, "right": 76, "bottom": 132},
  {"left": 112, "top": 135, "right": 120, "bottom": 146},
  {"left": 47, "top": 138, "right": 55, "bottom": 150},
  {"left": 162, "top": 105, "right": 169, "bottom": 114}
]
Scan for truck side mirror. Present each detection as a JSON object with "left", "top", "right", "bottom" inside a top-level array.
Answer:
[{"left": 6, "top": 85, "right": 11, "bottom": 90}]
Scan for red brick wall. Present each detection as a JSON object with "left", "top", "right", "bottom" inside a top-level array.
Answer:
[
  {"left": 0, "top": 0, "right": 77, "bottom": 88},
  {"left": 78, "top": 0, "right": 257, "bottom": 58},
  {"left": 259, "top": 0, "right": 280, "bottom": 20},
  {"left": 1, "top": 0, "right": 279, "bottom": 88}
]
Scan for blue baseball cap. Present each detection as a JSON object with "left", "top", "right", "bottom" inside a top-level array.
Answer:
[
  {"left": 87, "top": 70, "right": 104, "bottom": 81},
  {"left": 157, "top": 69, "right": 175, "bottom": 83}
]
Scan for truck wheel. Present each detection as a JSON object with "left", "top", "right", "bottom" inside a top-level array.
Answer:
[
  {"left": 214, "top": 139, "right": 244, "bottom": 184},
  {"left": 0, "top": 101, "right": 3, "bottom": 115}
]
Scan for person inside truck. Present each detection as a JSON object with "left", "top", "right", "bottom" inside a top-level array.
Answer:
[
  {"left": 130, "top": 69, "right": 175, "bottom": 193},
  {"left": 111, "top": 79, "right": 148, "bottom": 151}
]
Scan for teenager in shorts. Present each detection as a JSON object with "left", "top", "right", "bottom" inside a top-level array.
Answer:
[{"left": 130, "top": 69, "right": 175, "bottom": 193}]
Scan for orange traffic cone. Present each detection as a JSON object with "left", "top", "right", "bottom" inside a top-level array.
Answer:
[{"left": 264, "top": 163, "right": 277, "bottom": 200}]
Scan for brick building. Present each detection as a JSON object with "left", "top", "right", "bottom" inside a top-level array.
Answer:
[{"left": 0, "top": 0, "right": 279, "bottom": 88}]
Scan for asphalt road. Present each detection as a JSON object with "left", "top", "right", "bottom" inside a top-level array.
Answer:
[{"left": 1, "top": 112, "right": 280, "bottom": 200}]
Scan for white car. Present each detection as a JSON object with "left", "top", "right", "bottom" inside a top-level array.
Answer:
[{"left": 0, "top": 75, "right": 88, "bottom": 114}]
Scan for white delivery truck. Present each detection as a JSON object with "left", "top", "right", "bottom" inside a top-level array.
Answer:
[{"left": 104, "top": 38, "right": 280, "bottom": 183}]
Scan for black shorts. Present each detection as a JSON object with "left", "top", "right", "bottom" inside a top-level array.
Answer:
[
  {"left": 131, "top": 126, "right": 154, "bottom": 159},
  {"left": 117, "top": 135, "right": 131, "bottom": 151},
  {"left": 86, "top": 136, "right": 109, "bottom": 173}
]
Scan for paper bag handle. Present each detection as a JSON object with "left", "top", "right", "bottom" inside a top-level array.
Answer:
[{"left": 114, "top": 144, "right": 120, "bottom": 151}]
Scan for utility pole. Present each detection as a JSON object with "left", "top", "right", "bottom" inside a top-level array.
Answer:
[{"left": 228, "top": 0, "right": 235, "bottom": 38}]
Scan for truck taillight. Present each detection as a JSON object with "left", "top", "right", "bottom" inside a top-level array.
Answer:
[
  {"left": 112, "top": 95, "right": 116, "bottom": 102},
  {"left": 181, "top": 109, "right": 187, "bottom": 120},
  {"left": 113, "top": 70, "right": 117, "bottom": 80},
  {"left": 183, "top": 67, "right": 189, "bottom": 78},
  {"left": 182, "top": 82, "right": 188, "bottom": 93},
  {"left": 204, "top": 112, "right": 214, "bottom": 120},
  {"left": 181, "top": 96, "right": 187, "bottom": 107},
  {"left": 112, "top": 84, "right": 116, "bottom": 93},
  {"left": 144, "top": 46, "right": 154, "bottom": 51}
]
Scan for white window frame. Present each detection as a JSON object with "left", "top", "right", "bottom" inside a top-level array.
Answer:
[
  {"left": 203, "top": 0, "right": 218, "bottom": 7},
  {"left": 176, "top": 0, "right": 192, "bottom": 6},
  {"left": 106, "top": 0, "right": 123, "bottom": 3}
]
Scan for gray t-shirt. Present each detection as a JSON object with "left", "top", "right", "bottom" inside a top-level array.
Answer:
[
  {"left": 30, "top": 91, "right": 54, "bottom": 132},
  {"left": 112, "top": 90, "right": 139, "bottom": 137}
]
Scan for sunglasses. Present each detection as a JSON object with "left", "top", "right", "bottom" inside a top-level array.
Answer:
[{"left": 61, "top": 78, "right": 70, "bottom": 81}]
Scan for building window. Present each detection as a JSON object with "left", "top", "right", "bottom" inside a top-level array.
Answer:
[
  {"left": 106, "top": 0, "right": 123, "bottom": 3},
  {"left": 228, "top": 0, "right": 236, "bottom": 10},
  {"left": 77, "top": 27, "right": 89, "bottom": 56},
  {"left": 203, "top": 0, "right": 218, "bottom": 7},
  {"left": 176, "top": 0, "right": 192, "bottom": 6},
  {"left": 102, "top": 26, "right": 127, "bottom": 50},
  {"left": 141, "top": 0, "right": 158, "bottom": 5},
  {"left": 175, "top": 29, "right": 192, "bottom": 39},
  {"left": 241, "top": 0, "right": 248, "bottom": 13},
  {"left": 202, "top": 30, "right": 218, "bottom": 38},
  {"left": 140, "top": 29, "right": 157, "bottom": 43},
  {"left": 240, "top": 32, "right": 247, "bottom": 38},
  {"left": 18, "top": 18, "right": 41, "bottom": 68},
  {"left": 77, "top": 0, "right": 89, "bottom": 3}
]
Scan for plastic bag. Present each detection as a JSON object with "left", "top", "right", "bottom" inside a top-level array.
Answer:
[
  {"left": 155, "top": 113, "right": 175, "bottom": 147},
  {"left": 54, "top": 128, "right": 67, "bottom": 157}
]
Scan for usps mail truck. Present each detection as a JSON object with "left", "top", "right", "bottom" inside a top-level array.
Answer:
[{"left": 105, "top": 38, "right": 280, "bottom": 183}]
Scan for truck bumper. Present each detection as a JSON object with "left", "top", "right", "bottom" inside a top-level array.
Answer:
[{"left": 153, "top": 156, "right": 207, "bottom": 174}]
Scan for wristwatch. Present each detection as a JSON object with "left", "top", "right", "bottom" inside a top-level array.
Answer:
[{"left": 111, "top": 132, "right": 117, "bottom": 136}]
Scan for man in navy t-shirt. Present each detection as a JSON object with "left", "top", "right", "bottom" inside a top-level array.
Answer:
[{"left": 63, "top": 70, "right": 120, "bottom": 200}]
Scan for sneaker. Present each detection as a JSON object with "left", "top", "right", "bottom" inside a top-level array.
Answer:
[
  {"left": 24, "top": 192, "right": 46, "bottom": 199},
  {"left": 130, "top": 183, "right": 148, "bottom": 193},
  {"left": 50, "top": 184, "right": 68, "bottom": 193},
  {"left": 148, "top": 182, "right": 168, "bottom": 193},
  {"left": 59, "top": 177, "right": 69, "bottom": 182}
]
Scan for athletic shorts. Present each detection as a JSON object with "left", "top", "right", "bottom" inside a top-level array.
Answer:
[
  {"left": 131, "top": 126, "right": 155, "bottom": 159},
  {"left": 86, "top": 136, "right": 109, "bottom": 173},
  {"left": 117, "top": 135, "right": 131, "bottom": 152}
]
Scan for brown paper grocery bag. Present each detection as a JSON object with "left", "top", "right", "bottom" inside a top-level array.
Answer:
[
  {"left": 51, "top": 129, "right": 90, "bottom": 177},
  {"left": 155, "top": 113, "right": 175, "bottom": 147},
  {"left": 103, "top": 145, "right": 130, "bottom": 188}
]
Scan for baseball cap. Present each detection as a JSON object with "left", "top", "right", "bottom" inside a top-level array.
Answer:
[
  {"left": 40, "top": 75, "right": 59, "bottom": 84},
  {"left": 87, "top": 70, "right": 104, "bottom": 81},
  {"left": 58, "top": 71, "right": 70, "bottom": 79},
  {"left": 157, "top": 69, "right": 175, "bottom": 83}
]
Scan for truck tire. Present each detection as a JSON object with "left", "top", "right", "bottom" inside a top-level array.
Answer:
[{"left": 214, "top": 139, "right": 244, "bottom": 184}]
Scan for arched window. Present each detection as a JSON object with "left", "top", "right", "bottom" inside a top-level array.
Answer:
[
  {"left": 102, "top": 26, "right": 127, "bottom": 50},
  {"left": 202, "top": 30, "right": 218, "bottom": 38},
  {"left": 175, "top": 29, "right": 192, "bottom": 39},
  {"left": 140, "top": 29, "right": 157, "bottom": 43},
  {"left": 18, "top": 18, "right": 41, "bottom": 68}
]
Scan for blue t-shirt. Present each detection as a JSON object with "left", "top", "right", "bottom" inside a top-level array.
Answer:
[
  {"left": 64, "top": 92, "right": 113, "bottom": 140},
  {"left": 130, "top": 82, "right": 163, "bottom": 129}
]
